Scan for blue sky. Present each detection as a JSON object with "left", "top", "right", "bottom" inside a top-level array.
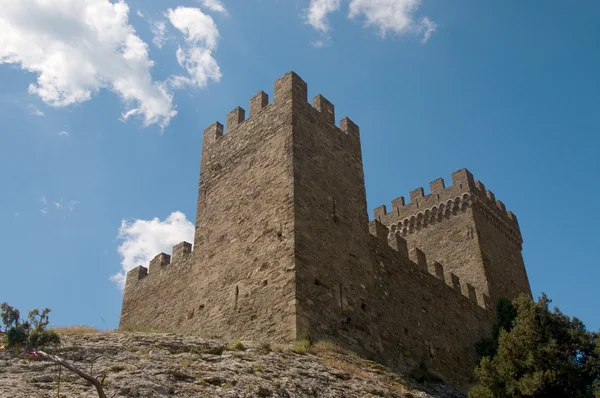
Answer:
[{"left": 1, "top": 0, "right": 599, "bottom": 332}]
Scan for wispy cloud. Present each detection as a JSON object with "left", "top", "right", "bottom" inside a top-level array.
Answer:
[
  {"left": 39, "top": 195, "right": 79, "bottom": 216},
  {"left": 53, "top": 199, "right": 80, "bottom": 211},
  {"left": 58, "top": 131, "right": 70, "bottom": 137},
  {"left": 13, "top": 212, "right": 20, "bottom": 218},
  {"left": 27, "top": 104, "right": 45, "bottom": 117},
  {"left": 165, "top": 7, "right": 222, "bottom": 89},
  {"left": 417, "top": 16, "right": 437, "bottom": 43},
  {"left": 151, "top": 21, "right": 168, "bottom": 48},
  {"left": 305, "top": 0, "right": 436, "bottom": 44},
  {"left": 305, "top": 0, "right": 341, "bottom": 33},
  {"left": 200, "top": 0, "right": 229, "bottom": 16}
]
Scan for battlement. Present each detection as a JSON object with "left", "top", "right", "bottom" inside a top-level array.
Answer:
[
  {"left": 368, "top": 220, "right": 492, "bottom": 311},
  {"left": 202, "top": 72, "right": 360, "bottom": 150},
  {"left": 125, "top": 241, "right": 193, "bottom": 285},
  {"left": 373, "top": 169, "right": 522, "bottom": 246}
]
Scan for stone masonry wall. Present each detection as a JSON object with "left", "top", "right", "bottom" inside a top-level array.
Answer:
[
  {"left": 121, "top": 78, "right": 300, "bottom": 342},
  {"left": 283, "top": 77, "right": 495, "bottom": 387},
  {"left": 373, "top": 169, "right": 530, "bottom": 305}
]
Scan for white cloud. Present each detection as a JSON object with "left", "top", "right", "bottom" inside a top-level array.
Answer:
[
  {"left": 0, "top": 0, "right": 177, "bottom": 128},
  {"left": 53, "top": 199, "right": 80, "bottom": 210},
  {"left": 151, "top": 21, "right": 168, "bottom": 48},
  {"left": 305, "top": 0, "right": 436, "bottom": 43},
  {"left": 201, "top": 0, "right": 229, "bottom": 16},
  {"left": 136, "top": 10, "right": 144, "bottom": 18},
  {"left": 40, "top": 208, "right": 49, "bottom": 215},
  {"left": 348, "top": 0, "right": 435, "bottom": 40},
  {"left": 166, "top": 7, "right": 222, "bottom": 89},
  {"left": 111, "top": 211, "right": 194, "bottom": 289},
  {"left": 306, "top": 0, "right": 341, "bottom": 32},
  {"left": 41, "top": 194, "right": 47, "bottom": 205},
  {"left": 28, "top": 104, "right": 45, "bottom": 117},
  {"left": 170, "top": 46, "right": 221, "bottom": 89},
  {"left": 58, "top": 130, "right": 70, "bottom": 137},
  {"left": 417, "top": 16, "right": 437, "bottom": 43},
  {"left": 167, "top": 7, "right": 219, "bottom": 50},
  {"left": 311, "top": 37, "right": 332, "bottom": 48}
]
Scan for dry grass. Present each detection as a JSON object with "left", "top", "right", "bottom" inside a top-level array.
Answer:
[
  {"left": 320, "top": 356, "right": 376, "bottom": 380},
  {"left": 225, "top": 339, "right": 246, "bottom": 351},
  {"left": 309, "top": 340, "right": 344, "bottom": 355},
  {"left": 119, "top": 325, "right": 176, "bottom": 334},
  {"left": 292, "top": 338, "right": 311, "bottom": 354},
  {"left": 51, "top": 326, "right": 102, "bottom": 335}
]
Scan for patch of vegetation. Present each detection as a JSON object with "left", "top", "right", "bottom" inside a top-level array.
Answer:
[
  {"left": 225, "top": 339, "right": 246, "bottom": 351},
  {"left": 119, "top": 324, "right": 175, "bottom": 334},
  {"left": 1, "top": 303, "right": 60, "bottom": 355},
  {"left": 292, "top": 338, "right": 311, "bottom": 354},
  {"left": 252, "top": 363, "right": 264, "bottom": 373},
  {"left": 51, "top": 326, "right": 102, "bottom": 335},
  {"left": 469, "top": 293, "right": 600, "bottom": 398},
  {"left": 309, "top": 340, "right": 342, "bottom": 355}
]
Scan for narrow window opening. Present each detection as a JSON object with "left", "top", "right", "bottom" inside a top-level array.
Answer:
[
  {"left": 234, "top": 285, "right": 239, "bottom": 310},
  {"left": 332, "top": 197, "right": 339, "bottom": 223},
  {"left": 338, "top": 284, "right": 343, "bottom": 310}
]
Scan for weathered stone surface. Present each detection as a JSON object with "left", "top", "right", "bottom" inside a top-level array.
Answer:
[
  {"left": 119, "top": 71, "right": 532, "bottom": 390},
  {"left": 0, "top": 332, "right": 465, "bottom": 398}
]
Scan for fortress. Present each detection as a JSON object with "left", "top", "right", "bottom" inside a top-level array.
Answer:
[{"left": 119, "top": 72, "right": 532, "bottom": 388}]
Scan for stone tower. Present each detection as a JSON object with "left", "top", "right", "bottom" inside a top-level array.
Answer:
[
  {"left": 120, "top": 72, "right": 532, "bottom": 388},
  {"left": 373, "top": 170, "right": 531, "bottom": 306}
]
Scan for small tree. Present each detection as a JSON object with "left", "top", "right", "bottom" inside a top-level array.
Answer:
[
  {"left": 1, "top": 303, "right": 108, "bottom": 397},
  {"left": 0, "top": 303, "right": 60, "bottom": 355},
  {"left": 469, "top": 294, "right": 600, "bottom": 398}
]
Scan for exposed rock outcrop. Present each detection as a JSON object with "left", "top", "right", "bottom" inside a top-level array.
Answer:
[{"left": 0, "top": 332, "right": 465, "bottom": 397}]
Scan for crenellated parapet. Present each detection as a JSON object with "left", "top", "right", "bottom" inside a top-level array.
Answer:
[
  {"left": 373, "top": 169, "right": 522, "bottom": 247},
  {"left": 124, "top": 241, "right": 193, "bottom": 288},
  {"left": 368, "top": 220, "right": 493, "bottom": 311},
  {"left": 202, "top": 72, "right": 360, "bottom": 152}
]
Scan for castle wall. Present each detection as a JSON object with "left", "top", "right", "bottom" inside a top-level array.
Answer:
[
  {"left": 119, "top": 244, "right": 196, "bottom": 330},
  {"left": 471, "top": 200, "right": 531, "bottom": 301},
  {"left": 365, "top": 231, "right": 493, "bottom": 388},
  {"left": 121, "top": 81, "right": 300, "bottom": 342},
  {"left": 286, "top": 78, "right": 493, "bottom": 388},
  {"left": 120, "top": 71, "right": 531, "bottom": 390},
  {"left": 373, "top": 169, "right": 529, "bottom": 305}
]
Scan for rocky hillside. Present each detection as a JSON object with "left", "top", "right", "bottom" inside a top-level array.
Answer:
[{"left": 1, "top": 331, "right": 465, "bottom": 397}]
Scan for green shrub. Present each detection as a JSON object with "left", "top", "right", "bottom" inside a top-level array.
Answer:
[
  {"left": 469, "top": 294, "right": 600, "bottom": 398},
  {"left": 1, "top": 303, "right": 60, "bottom": 355}
]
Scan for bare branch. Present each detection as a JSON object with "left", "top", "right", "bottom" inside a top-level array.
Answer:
[{"left": 29, "top": 350, "right": 107, "bottom": 398}]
